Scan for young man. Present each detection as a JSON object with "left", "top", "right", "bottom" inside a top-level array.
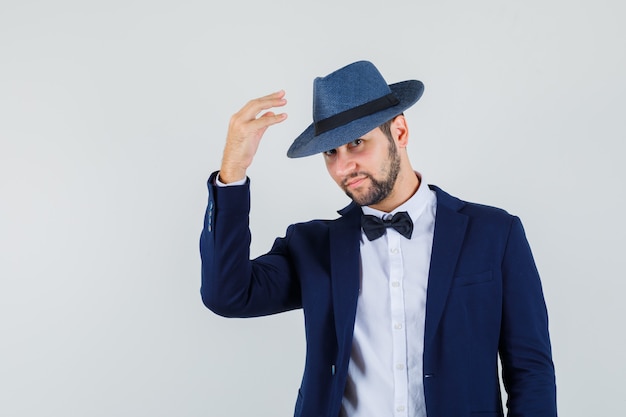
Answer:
[{"left": 200, "top": 61, "right": 557, "bottom": 417}]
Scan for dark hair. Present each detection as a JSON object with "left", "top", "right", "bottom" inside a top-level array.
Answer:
[{"left": 379, "top": 113, "right": 404, "bottom": 142}]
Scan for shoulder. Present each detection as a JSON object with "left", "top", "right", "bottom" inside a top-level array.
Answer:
[
  {"left": 286, "top": 201, "right": 360, "bottom": 238},
  {"left": 287, "top": 215, "right": 345, "bottom": 235},
  {"left": 429, "top": 184, "right": 518, "bottom": 226},
  {"left": 429, "top": 185, "right": 529, "bottom": 255}
]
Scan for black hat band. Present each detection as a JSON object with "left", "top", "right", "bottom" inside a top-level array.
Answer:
[{"left": 314, "top": 93, "right": 400, "bottom": 136}]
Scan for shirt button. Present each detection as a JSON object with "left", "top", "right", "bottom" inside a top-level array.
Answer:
[
  {"left": 394, "top": 323, "right": 403, "bottom": 329},
  {"left": 396, "top": 363, "right": 404, "bottom": 370},
  {"left": 391, "top": 281, "right": 400, "bottom": 288},
  {"left": 396, "top": 405, "right": 406, "bottom": 412},
  {"left": 390, "top": 248, "right": 399, "bottom": 254}
]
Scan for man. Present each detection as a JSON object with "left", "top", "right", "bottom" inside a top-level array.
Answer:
[{"left": 200, "top": 61, "right": 557, "bottom": 417}]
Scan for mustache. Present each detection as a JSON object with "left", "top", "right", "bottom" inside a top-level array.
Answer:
[{"left": 342, "top": 172, "right": 372, "bottom": 187}]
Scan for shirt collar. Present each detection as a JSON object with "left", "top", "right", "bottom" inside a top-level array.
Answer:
[{"left": 361, "top": 172, "right": 433, "bottom": 222}]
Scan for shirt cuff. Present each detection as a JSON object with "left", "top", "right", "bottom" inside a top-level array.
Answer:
[{"left": 215, "top": 172, "right": 247, "bottom": 187}]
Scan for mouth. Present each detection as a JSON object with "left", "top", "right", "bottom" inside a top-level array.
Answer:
[{"left": 344, "top": 175, "right": 368, "bottom": 189}]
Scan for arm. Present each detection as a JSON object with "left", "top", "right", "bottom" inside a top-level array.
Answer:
[
  {"left": 200, "top": 91, "right": 298, "bottom": 317},
  {"left": 199, "top": 173, "right": 301, "bottom": 317},
  {"left": 499, "top": 217, "right": 557, "bottom": 416}
]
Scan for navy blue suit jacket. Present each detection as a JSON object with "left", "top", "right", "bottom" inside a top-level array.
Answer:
[{"left": 200, "top": 172, "right": 557, "bottom": 417}]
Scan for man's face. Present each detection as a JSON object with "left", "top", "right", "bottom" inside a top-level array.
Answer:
[{"left": 323, "top": 126, "right": 401, "bottom": 207}]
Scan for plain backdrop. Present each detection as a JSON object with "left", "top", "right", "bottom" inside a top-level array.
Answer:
[{"left": 1, "top": 0, "right": 625, "bottom": 416}]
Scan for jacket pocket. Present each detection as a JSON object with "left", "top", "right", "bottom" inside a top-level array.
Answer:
[{"left": 452, "top": 270, "right": 493, "bottom": 287}]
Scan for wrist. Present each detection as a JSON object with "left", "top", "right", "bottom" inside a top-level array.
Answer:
[{"left": 218, "top": 163, "right": 247, "bottom": 184}]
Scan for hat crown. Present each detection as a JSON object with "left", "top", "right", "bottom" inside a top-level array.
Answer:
[{"left": 312, "top": 61, "right": 393, "bottom": 122}]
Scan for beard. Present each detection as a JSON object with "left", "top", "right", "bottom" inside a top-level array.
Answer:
[{"left": 343, "top": 140, "right": 401, "bottom": 207}]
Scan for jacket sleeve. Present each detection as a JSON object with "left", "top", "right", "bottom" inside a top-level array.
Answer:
[
  {"left": 199, "top": 172, "right": 302, "bottom": 317},
  {"left": 499, "top": 216, "right": 557, "bottom": 416}
]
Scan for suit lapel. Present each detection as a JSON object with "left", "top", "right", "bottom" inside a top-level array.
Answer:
[
  {"left": 424, "top": 186, "right": 468, "bottom": 345},
  {"left": 329, "top": 203, "right": 362, "bottom": 351}
]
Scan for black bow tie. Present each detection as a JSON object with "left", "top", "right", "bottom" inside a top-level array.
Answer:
[{"left": 361, "top": 211, "right": 414, "bottom": 241}]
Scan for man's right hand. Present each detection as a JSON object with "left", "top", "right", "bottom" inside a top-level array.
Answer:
[{"left": 219, "top": 90, "right": 288, "bottom": 184}]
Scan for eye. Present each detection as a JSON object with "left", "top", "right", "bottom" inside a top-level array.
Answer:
[
  {"left": 348, "top": 138, "right": 363, "bottom": 148},
  {"left": 323, "top": 148, "right": 337, "bottom": 156}
]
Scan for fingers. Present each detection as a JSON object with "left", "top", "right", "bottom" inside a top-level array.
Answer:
[
  {"left": 238, "top": 90, "right": 288, "bottom": 122},
  {"left": 248, "top": 110, "right": 288, "bottom": 131},
  {"left": 229, "top": 90, "right": 288, "bottom": 133},
  {"left": 228, "top": 90, "right": 288, "bottom": 138},
  {"left": 220, "top": 90, "right": 289, "bottom": 181}
]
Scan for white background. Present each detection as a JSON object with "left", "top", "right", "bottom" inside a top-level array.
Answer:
[{"left": 1, "top": 1, "right": 625, "bottom": 416}]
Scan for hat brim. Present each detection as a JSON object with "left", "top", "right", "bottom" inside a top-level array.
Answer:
[{"left": 287, "top": 79, "right": 424, "bottom": 158}]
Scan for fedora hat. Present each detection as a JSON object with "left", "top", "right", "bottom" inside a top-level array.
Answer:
[{"left": 287, "top": 60, "right": 424, "bottom": 158}]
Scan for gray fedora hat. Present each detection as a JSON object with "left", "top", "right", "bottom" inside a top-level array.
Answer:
[{"left": 287, "top": 60, "right": 424, "bottom": 158}]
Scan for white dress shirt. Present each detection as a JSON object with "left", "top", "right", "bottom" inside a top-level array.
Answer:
[{"left": 340, "top": 176, "right": 437, "bottom": 417}]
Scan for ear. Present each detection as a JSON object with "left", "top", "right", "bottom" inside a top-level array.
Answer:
[{"left": 392, "top": 115, "right": 409, "bottom": 148}]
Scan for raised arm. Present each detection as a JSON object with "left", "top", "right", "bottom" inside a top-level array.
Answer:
[{"left": 200, "top": 91, "right": 301, "bottom": 318}]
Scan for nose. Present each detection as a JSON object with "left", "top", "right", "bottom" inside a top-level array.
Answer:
[{"left": 333, "top": 148, "right": 357, "bottom": 178}]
